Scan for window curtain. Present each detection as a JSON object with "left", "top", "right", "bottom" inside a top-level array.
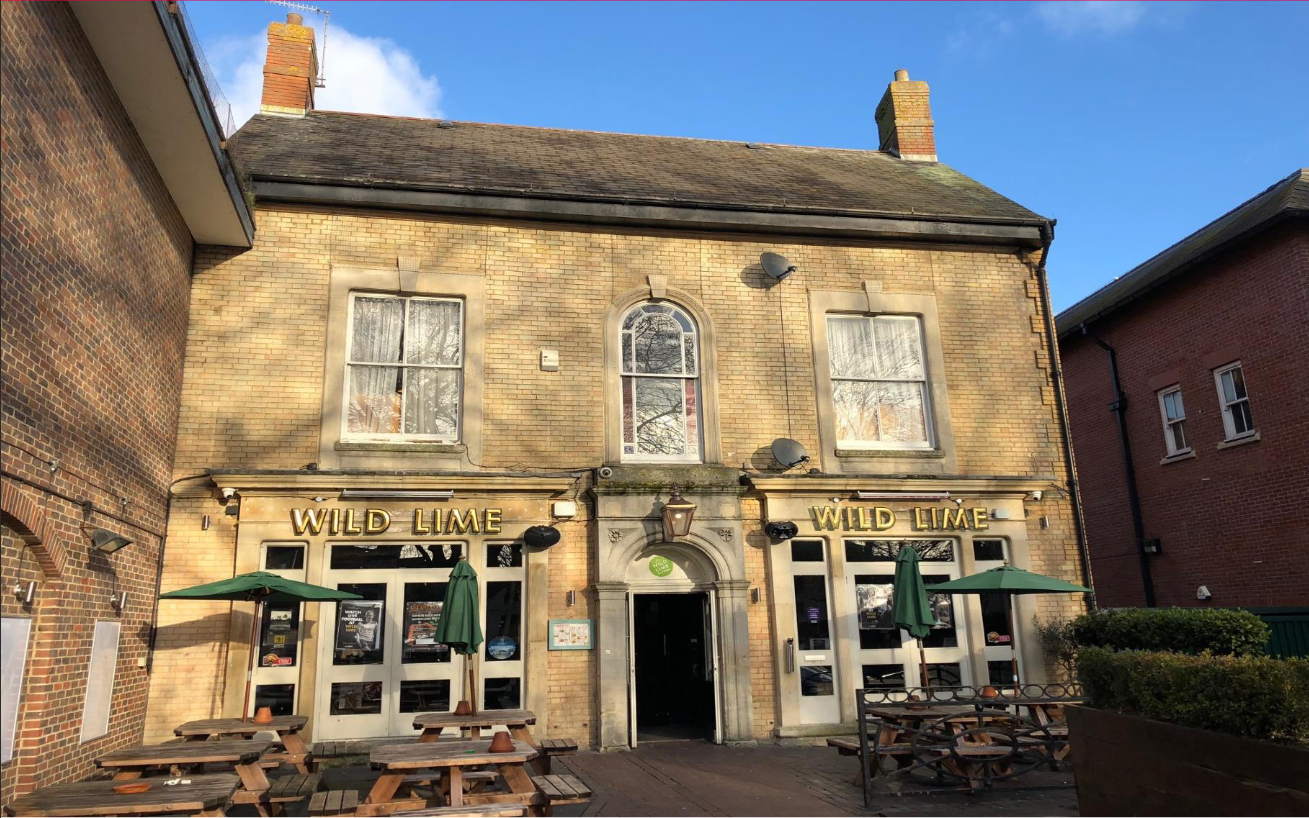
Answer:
[
  {"left": 403, "top": 300, "right": 461, "bottom": 436},
  {"left": 348, "top": 297, "right": 405, "bottom": 433}
]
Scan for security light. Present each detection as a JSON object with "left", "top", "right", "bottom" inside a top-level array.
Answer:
[{"left": 90, "top": 528, "right": 134, "bottom": 554}]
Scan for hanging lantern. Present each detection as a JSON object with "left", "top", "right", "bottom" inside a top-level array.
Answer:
[{"left": 661, "top": 485, "right": 697, "bottom": 541}]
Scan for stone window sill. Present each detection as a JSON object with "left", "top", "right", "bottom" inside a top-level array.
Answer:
[
  {"left": 335, "top": 441, "right": 467, "bottom": 454},
  {"left": 1216, "top": 431, "right": 1260, "bottom": 450},
  {"left": 836, "top": 447, "right": 946, "bottom": 460},
  {"left": 1159, "top": 450, "right": 1196, "bottom": 465}
]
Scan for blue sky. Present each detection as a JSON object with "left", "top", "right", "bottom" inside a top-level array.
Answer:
[{"left": 187, "top": 1, "right": 1308, "bottom": 311}]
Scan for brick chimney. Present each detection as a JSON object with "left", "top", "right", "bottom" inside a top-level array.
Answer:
[
  {"left": 875, "top": 69, "right": 937, "bottom": 162},
  {"left": 260, "top": 13, "right": 317, "bottom": 117}
]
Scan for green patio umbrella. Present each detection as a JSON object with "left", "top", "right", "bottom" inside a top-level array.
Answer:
[
  {"left": 431, "top": 559, "right": 484, "bottom": 714},
  {"left": 161, "top": 571, "right": 361, "bottom": 721},
  {"left": 892, "top": 546, "right": 936, "bottom": 692},
  {"left": 925, "top": 566, "right": 1091, "bottom": 689}
]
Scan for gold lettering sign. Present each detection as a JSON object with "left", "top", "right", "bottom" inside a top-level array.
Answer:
[
  {"left": 808, "top": 505, "right": 989, "bottom": 532},
  {"left": 291, "top": 507, "right": 505, "bottom": 537}
]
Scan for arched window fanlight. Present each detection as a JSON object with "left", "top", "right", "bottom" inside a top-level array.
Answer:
[{"left": 620, "top": 302, "right": 702, "bottom": 461}]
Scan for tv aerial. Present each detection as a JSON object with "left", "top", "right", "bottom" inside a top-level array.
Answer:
[{"left": 771, "top": 438, "right": 810, "bottom": 470}]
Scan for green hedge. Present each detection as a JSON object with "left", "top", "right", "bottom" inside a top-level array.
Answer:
[
  {"left": 1070, "top": 607, "right": 1270, "bottom": 656},
  {"left": 1078, "top": 647, "right": 1309, "bottom": 744}
]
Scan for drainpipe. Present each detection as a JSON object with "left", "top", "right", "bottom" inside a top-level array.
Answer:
[
  {"left": 1033, "top": 222, "right": 1097, "bottom": 611},
  {"left": 1078, "top": 323, "right": 1156, "bottom": 608}
]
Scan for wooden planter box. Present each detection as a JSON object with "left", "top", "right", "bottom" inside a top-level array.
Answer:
[{"left": 1066, "top": 705, "right": 1309, "bottom": 816}]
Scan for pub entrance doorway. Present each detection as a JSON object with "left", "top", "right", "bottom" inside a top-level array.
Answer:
[{"left": 633, "top": 592, "right": 715, "bottom": 743}]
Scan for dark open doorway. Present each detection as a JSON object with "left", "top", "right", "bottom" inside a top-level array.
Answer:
[{"left": 633, "top": 592, "right": 715, "bottom": 743}]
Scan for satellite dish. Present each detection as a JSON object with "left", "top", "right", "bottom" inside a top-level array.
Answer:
[
  {"left": 523, "top": 525, "right": 561, "bottom": 548},
  {"left": 760, "top": 252, "right": 797, "bottom": 282},
  {"left": 771, "top": 438, "right": 810, "bottom": 469}
]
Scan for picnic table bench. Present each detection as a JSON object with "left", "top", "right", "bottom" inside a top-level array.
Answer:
[
  {"left": 1, "top": 772, "right": 241, "bottom": 817},
  {"left": 412, "top": 710, "right": 577, "bottom": 774},
  {"left": 175, "top": 716, "right": 314, "bottom": 774},
  {"left": 360, "top": 739, "right": 543, "bottom": 817}
]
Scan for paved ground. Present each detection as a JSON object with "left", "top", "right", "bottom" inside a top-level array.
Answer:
[
  {"left": 556, "top": 741, "right": 1078, "bottom": 817},
  {"left": 287, "top": 740, "right": 1077, "bottom": 817}
]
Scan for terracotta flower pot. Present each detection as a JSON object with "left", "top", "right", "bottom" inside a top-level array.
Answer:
[
  {"left": 488, "top": 730, "right": 515, "bottom": 753},
  {"left": 454, "top": 700, "right": 472, "bottom": 716},
  {"left": 981, "top": 686, "right": 1000, "bottom": 699},
  {"left": 253, "top": 706, "right": 275, "bottom": 724}
]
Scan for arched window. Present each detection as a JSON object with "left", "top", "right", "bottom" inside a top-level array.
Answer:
[{"left": 619, "top": 302, "right": 702, "bottom": 461}]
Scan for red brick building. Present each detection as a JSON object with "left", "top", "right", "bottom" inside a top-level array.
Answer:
[
  {"left": 0, "top": 2, "right": 251, "bottom": 805},
  {"left": 1057, "top": 170, "right": 1307, "bottom": 628}
]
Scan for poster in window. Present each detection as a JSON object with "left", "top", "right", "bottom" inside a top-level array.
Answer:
[
  {"left": 336, "top": 600, "right": 384, "bottom": 652},
  {"left": 928, "top": 593, "right": 954, "bottom": 630},
  {"left": 855, "top": 583, "right": 895, "bottom": 631},
  {"left": 403, "top": 601, "right": 447, "bottom": 654},
  {"left": 260, "top": 607, "right": 298, "bottom": 667}
]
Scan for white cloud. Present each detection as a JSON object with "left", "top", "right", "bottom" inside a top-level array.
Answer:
[
  {"left": 206, "top": 25, "right": 442, "bottom": 130},
  {"left": 1035, "top": 1, "right": 1147, "bottom": 36}
]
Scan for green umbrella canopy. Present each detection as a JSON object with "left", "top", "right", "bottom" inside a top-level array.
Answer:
[
  {"left": 925, "top": 566, "right": 1092, "bottom": 595},
  {"left": 432, "top": 560, "right": 483, "bottom": 656},
  {"left": 892, "top": 546, "right": 935, "bottom": 640},
  {"left": 160, "top": 571, "right": 362, "bottom": 604}
]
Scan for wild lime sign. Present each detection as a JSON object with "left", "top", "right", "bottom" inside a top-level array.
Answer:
[{"left": 649, "top": 555, "right": 675, "bottom": 578}]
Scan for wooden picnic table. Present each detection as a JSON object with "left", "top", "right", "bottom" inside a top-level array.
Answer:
[
  {"left": 413, "top": 709, "right": 536, "bottom": 743},
  {"left": 175, "top": 716, "right": 314, "bottom": 774},
  {"left": 1, "top": 772, "right": 241, "bottom": 817},
  {"left": 360, "top": 739, "right": 540, "bottom": 817},
  {"left": 96, "top": 740, "right": 274, "bottom": 811}
]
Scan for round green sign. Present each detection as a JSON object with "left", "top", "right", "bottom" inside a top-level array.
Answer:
[{"left": 649, "top": 555, "right": 674, "bottom": 578}]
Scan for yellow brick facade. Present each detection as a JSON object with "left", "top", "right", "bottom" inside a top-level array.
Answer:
[{"left": 147, "top": 204, "right": 1085, "bottom": 747}]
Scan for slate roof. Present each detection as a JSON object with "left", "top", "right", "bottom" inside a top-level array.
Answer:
[
  {"left": 1057, "top": 169, "right": 1309, "bottom": 336},
  {"left": 229, "top": 111, "right": 1046, "bottom": 225}
]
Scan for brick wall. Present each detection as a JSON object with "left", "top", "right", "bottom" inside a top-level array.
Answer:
[
  {"left": 0, "top": 2, "right": 193, "bottom": 804},
  {"left": 149, "top": 203, "right": 1082, "bottom": 742},
  {"left": 1061, "top": 222, "right": 1308, "bottom": 609}
]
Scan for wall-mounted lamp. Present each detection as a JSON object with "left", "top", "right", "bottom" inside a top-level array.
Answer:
[
  {"left": 201, "top": 514, "right": 211, "bottom": 531},
  {"left": 12, "top": 580, "right": 36, "bottom": 604},
  {"left": 1142, "top": 538, "right": 1162, "bottom": 555},
  {"left": 661, "top": 486, "right": 696, "bottom": 541},
  {"left": 566, "top": 590, "right": 576, "bottom": 607},
  {"left": 1196, "top": 585, "right": 1212, "bottom": 600},
  {"left": 750, "top": 587, "right": 761, "bottom": 604},
  {"left": 89, "top": 528, "right": 134, "bottom": 554},
  {"left": 109, "top": 590, "right": 127, "bottom": 610}
]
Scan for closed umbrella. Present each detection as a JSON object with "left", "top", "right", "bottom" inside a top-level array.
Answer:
[
  {"left": 892, "top": 546, "right": 936, "bottom": 692},
  {"left": 160, "top": 571, "right": 361, "bottom": 721},
  {"left": 925, "top": 565, "right": 1091, "bottom": 689},
  {"left": 431, "top": 559, "right": 484, "bottom": 714}
]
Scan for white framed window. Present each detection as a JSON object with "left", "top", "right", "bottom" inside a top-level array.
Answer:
[
  {"left": 343, "top": 293, "right": 463, "bottom": 442},
  {"left": 1156, "top": 386, "right": 1190, "bottom": 456},
  {"left": 2, "top": 617, "right": 32, "bottom": 763},
  {"left": 619, "top": 302, "right": 702, "bottom": 462},
  {"left": 80, "top": 620, "right": 120, "bottom": 742},
  {"left": 1213, "top": 362, "right": 1255, "bottom": 440},
  {"left": 826, "top": 314, "right": 932, "bottom": 449}
]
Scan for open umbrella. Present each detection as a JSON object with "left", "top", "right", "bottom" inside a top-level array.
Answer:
[
  {"left": 925, "top": 565, "right": 1091, "bottom": 689},
  {"left": 431, "top": 559, "right": 484, "bottom": 714},
  {"left": 161, "top": 571, "right": 361, "bottom": 721},
  {"left": 892, "top": 546, "right": 936, "bottom": 692}
]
